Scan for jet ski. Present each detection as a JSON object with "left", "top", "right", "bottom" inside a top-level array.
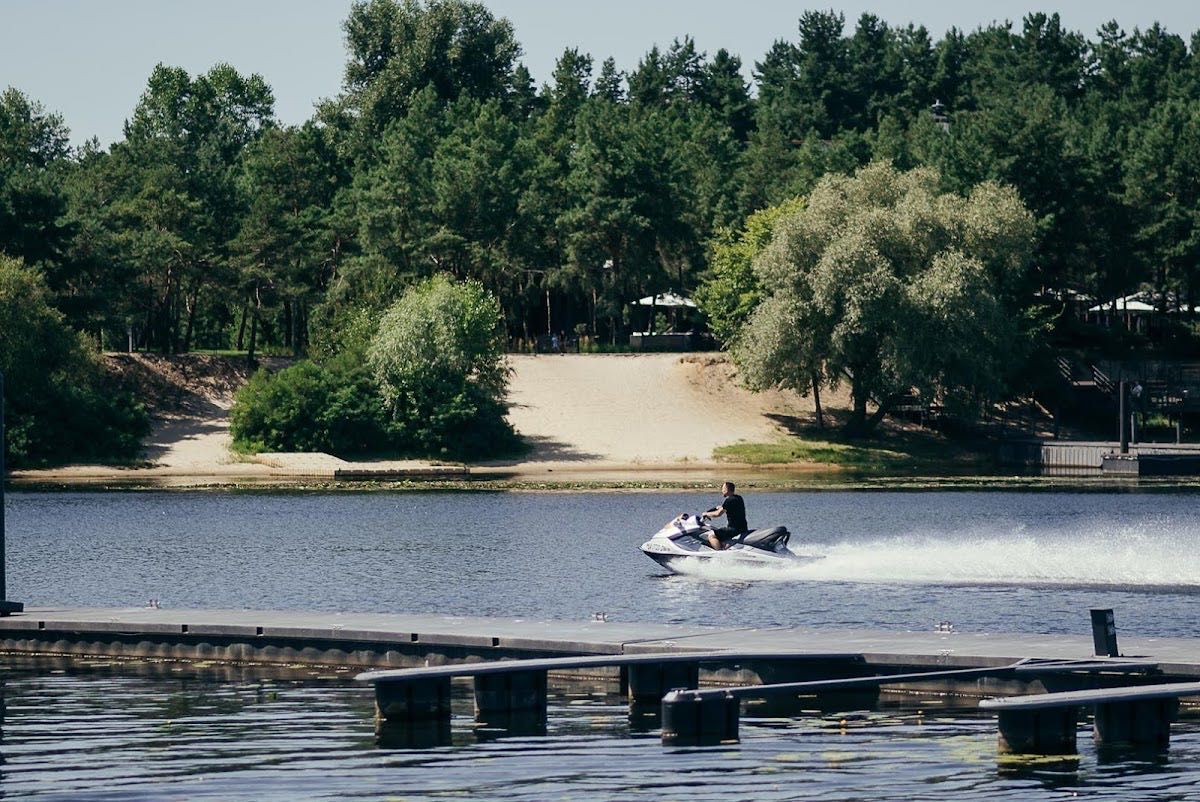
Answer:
[{"left": 640, "top": 513, "right": 814, "bottom": 574}]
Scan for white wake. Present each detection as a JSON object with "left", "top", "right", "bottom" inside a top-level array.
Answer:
[{"left": 664, "top": 522, "right": 1200, "bottom": 588}]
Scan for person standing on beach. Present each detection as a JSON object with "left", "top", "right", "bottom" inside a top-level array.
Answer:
[{"left": 701, "top": 481, "right": 748, "bottom": 550}]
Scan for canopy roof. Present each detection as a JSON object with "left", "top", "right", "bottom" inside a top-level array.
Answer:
[
  {"left": 1088, "top": 294, "right": 1156, "bottom": 313},
  {"left": 631, "top": 292, "right": 697, "bottom": 308}
]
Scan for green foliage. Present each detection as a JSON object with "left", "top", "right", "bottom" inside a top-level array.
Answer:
[
  {"left": 695, "top": 197, "right": 804, "bottom": 344},
  {"left": 8, "top": 6, "right": 1200, "bottom": 437},
  {"left": 229, "top": 356, "right": 396, "bottom": 455},
  {"left": 0, "top": 256, "right": 148, "bottom": 468},
  {"left": 0, "top": 88, "right": 70, "bottom": 273},
  {"left": 369, "top": 275, "right": 515, "bottom": 457},
  {"left": 712, "top": 433, "right": 992, "bottom": 474},
  {"left": 734, "top": 163, "right": 1035, "bottom": 435},
  {"left": 341, "top": 0, "right": 521, "bottom": 142}
]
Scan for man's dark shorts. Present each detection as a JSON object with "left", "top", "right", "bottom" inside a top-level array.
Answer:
[{"left": 713, "top": 526, "right": 749, "bottom": 544}]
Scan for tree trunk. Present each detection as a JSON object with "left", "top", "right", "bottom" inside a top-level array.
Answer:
[
  {"left": 169, "top": 282, "right": 182, "bottom": 355},
  {"left": 845, "top": 387, "right": 870, "bottom": 436},
  {"left": 297, "top": 302, "right": 307, "bottom": 355},
  {"left": 845, "top": 389, "right": 900, "bottom": 437},
  {"left": 182, "top": 283, "right": 200, "bottom": 353},
  {"left": 812, "top": 373, "right": 824, "bottom": 429},
  {"left": 236, "top": 304, "right": 248, "bottom": 351},
  {"left": 283, "top": 299, "right": 294, "bottom": 352},
  {"left": 247, "top": 286, "right": 261, "bottom": 365}
]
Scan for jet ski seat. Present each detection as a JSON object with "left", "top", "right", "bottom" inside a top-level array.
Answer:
[{"left": 738, "top": 526, "right": 790, "bottom": 549}]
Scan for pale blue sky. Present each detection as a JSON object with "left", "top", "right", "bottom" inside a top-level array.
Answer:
[{"left": 1, "top": 0, "right": 1196, "bottom": 147}]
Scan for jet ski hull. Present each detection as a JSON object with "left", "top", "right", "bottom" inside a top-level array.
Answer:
[
  {"left": 641, "top": 545, "right": 813, "bottom": 574},
  {"left": 640, "top": 516, "right": 816, "bottom": 575}
]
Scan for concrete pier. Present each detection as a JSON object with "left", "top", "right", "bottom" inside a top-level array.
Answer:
[
  {"left": 7, "top": 607, "right": 1200, "bottom": 755},
  {"left": 5, "top": 608, "right": 1200, "bottom": 679}
]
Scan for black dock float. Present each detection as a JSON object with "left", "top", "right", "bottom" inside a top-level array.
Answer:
[
  {"left": 979, "top": 681, "right": 1200, "bottom": 753},
  {"left": 659, "top": 659, "right": 1162, "bottom": 747},
  {"left": 358, "top": 651, "right": 864, "bottom": 741}
]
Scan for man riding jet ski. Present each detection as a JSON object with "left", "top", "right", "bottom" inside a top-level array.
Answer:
[
  {"left": 700, "top": 481, "right": 748, "bottom": 550},
  {"left": 639, "top": 481, "right": 810, "bottom": 574}
]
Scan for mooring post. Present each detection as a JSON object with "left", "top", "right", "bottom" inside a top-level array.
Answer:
[
  {"left": 627, "top": 661, "right": 700, "bottom": 707},
  {"left": 473, "top": 669, "right": 548, "bottom": 734},
  {"left": 1093, "top": 698, "right": 1177, "bottom": 749},
  {"left": 1090, "top": 609, "right": 1119, "bottom": 657},
  {"left": 0, "top": 371, "right": 25, "bottom": 617},
  {"left": 995, "top": 708, "right": 1079, "bottom": 755},
  {"left": 661, "top": 689, "right": 739, "bottom": 746},
  {"left": 1119, "top": 380, "right": 1129, "bottom": 454}
]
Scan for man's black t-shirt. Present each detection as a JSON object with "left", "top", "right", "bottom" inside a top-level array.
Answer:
[{"left": 722, "top": 494, "right": 748, "bottom": 532}]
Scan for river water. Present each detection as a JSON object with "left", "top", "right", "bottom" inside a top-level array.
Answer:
[{"left": 5, "top": 489, "right": 1200, "bottom": 800}]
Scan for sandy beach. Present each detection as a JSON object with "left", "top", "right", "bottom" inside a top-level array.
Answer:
[{"left": 11, "top": 352, "right": 835, "bottom": 487}]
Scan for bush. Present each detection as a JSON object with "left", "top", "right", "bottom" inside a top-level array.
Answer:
[
  {"left": 229, "top": 356, "right": 398, "bottom": 455},
  {"left": 230, "top": 275, "right": 520, "bottom": 461},
  {"left": 1, "top": 255, "right": 149, "bottom": 468},
  {"left": 369, "top": 275, "right": 519, "bottom": 459}
]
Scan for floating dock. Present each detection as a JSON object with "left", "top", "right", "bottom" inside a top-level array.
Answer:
[
  {"left": 2, "top": 607, "right": 1200, "bottom": 679},
  {"left": 7, "top": 608, "right": 1200, "bottom": 752},
  {"left": 999, "top": 440, "right": 1200, "bottom": 475}
]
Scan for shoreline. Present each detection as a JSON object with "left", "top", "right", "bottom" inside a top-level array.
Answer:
[{"left": 9, "top": 463, "right": 1200, "bottom": 492}]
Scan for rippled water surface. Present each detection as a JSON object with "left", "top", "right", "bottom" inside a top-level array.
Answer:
[
  {"left": 0, "top": 657, "right": 1195, "bottom": 802},
  {"left": 7, "top": 489, "right": 1200, "bottom": 799},
  {"left": 8, "top": 489, "right": 1200, "bottom": 635},
  {"left": 2, "top": 657, "right": 1200, "bottom": 801}
]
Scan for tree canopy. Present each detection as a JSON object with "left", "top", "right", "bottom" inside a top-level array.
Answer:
[
  {"left": 0, "top": 255, "right": 148, "bottom": 467},
  {"left": 6, "top": 1, "right": 1200, "bottom": 460},
  {"left": 368, "top": 274, "right": 514, "bottom": 457},
  {"left": 733, "top": 163, "right": 1035, "bottom": 434}
]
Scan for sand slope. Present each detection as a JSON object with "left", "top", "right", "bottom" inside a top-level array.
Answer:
[
  {"left": 14, "top": 352, "right": 810, "bottom": 484},
  {"left": 503, "top": 353, "right": 783, "bottom": 464}
]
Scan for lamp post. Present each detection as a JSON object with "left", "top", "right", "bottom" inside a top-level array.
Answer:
[
  {"left": 1119, "top": 379, "right": 1128, "bottom": 454},
  {"left": 931, "top": 100, "right": 950, "bottom": 133},
  {"left": 1130, "top": 382, "right": 1144, "bottom": 446},
  {"left": 0, "top": 370, "right": 26, "bottom": 615}
]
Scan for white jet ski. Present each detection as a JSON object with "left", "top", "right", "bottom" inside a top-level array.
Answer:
[{"left": 640, "top": 513, "right": 815, "bottom": 574}]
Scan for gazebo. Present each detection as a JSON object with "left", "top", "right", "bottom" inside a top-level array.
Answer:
[
  {"left": 1088, "top": 294, "right": 1156, "bottom": 333},
  {"left": 629, "top": 291, "right": 701, "bottom": 351}
]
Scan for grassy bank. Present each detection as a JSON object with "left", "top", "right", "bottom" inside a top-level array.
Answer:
[{"left": 713, "top": 429, "right": 996, "bottom": 476}]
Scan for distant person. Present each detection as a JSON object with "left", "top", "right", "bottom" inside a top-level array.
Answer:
[
  {"left": 550, "top": 332, "right": 560, "bottom": 354},
  {"left": 701, "top": 481, "right": 748, "bottom": 550}
]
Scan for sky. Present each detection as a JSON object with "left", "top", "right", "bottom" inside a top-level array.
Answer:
[{"left": 1, "top": 0, "right": 1196, "bottom": 148}]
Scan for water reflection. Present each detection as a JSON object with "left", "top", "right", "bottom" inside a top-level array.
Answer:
[
  {"left": 995, "top": 752, "right": 1082, "bottom": 788},
  {"left": 0, "top": 657, "right": 1198, "bottom": 800},
  {"left": 376, "top": 718, "right": 452, "bottom": 749}
]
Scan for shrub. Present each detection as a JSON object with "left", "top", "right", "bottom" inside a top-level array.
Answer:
[
  {"left": 229, "top": 356, "right": 398, "bottom": 455},
  {"left": 1, "top": 255, "right": 149, "bottom": 468},
  {"left": 369, "top": 275, "right": 518, "bottom": 458},
  {"left": 230, "top": 275, "right": 520, "bottom": 460}
]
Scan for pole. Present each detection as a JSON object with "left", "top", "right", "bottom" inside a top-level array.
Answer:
[
  {"left": 0, "top": 371, "right": 24, "bottom": 615},
  {"left": 1, "top": 368, "right": 6, "bottom": 600},
  {"left": 1119, "top": 380, "right": 1129, "bottom": 454}
]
